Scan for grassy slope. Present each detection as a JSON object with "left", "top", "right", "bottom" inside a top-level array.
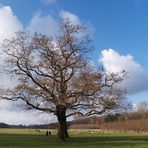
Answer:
[{"left": 0, "top": 129, "right": 148, "bottom": 148}]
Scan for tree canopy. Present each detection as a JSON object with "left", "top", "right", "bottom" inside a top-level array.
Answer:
[{"left": 0, "top": 19, "right": 130, "bottom": 141}]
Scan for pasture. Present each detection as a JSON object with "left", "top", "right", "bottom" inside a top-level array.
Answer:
[{"left": 0, "top": 129, "right": 148, "bottom": 148}]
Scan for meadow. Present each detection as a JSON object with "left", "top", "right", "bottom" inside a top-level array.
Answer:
[{"left": 0, "top": 129, "right": 148, "bottom": 148}]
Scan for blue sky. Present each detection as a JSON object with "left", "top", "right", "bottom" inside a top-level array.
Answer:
[
  {"left": 0, "top": 0, "right": 148, "bottom": 66},
  {"left": 1, "top": 0, "right": 147, "bottom": 67},
  {"left": 0, "top": 0, "right": 148, "bottom": 124}
]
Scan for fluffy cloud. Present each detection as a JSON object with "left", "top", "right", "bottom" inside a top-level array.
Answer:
[
  {"left": 60, "top": 11, "right": 81, "bottom": 25},
  {"left": 0, "top": 5, "right": 83, "bottom": 125},
  {"left": 60, "top": 11, "right": 94, "bottom": 37},
  {"left": 0, "top": 100, "right": 54, "bottom": 125},
  {"left": 27, "top": 11, "right": 83, "bottom": 36},
  {"left": 0, "top": 5, "right": 22, "bottom": 88},
  {"left": 26, "top": 12, "right": 58, "bottom": 36},
  {"left": 100, "top": 49, "right": 148, "bottom": 94},
  {"left": 0, "top": 6, "right": 58, "bottom": 125},
  {"left": 0, "top": 6, "right": 23, "bottom": 42}
]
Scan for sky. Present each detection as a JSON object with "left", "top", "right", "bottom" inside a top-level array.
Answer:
[{"left": 0, "top": 0, "right": 148, "bottom": 125}]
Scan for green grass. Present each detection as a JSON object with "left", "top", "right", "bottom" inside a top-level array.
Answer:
[{"left": 0, "top": 129, "right": 148, "bottom": 148}]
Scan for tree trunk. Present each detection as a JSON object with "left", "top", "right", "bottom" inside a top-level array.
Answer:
[
  {"left": 56, "top": 105, "right": 69, "bottom": 141},
  {"left": 64, "top": 118, "right": 69, "bottom": 138}
]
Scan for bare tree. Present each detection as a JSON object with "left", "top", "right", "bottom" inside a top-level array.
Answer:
[
  {"left": 0, "top": 19, "right": 129, "bottom": 141},
  {"left": 137, "top": 101, "right": 148, "bottom": 118},
  {"left": 137, "top": 101, "right": 148, "bottom": 112}
]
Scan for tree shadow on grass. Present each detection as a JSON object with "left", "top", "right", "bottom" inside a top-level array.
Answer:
[
  {"left": 1, "top": 133, "right": 148, "bottom": 148},
  {"left": 65, "top": 135, "right": 148, "bottom": 147}
]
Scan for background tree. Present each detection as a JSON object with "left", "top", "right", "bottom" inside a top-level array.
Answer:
[
  {"left": 0, "top": 19, "right": 130, "bottom": 141},
  {"left": 137, "top": 101, "right": 148, "bottom": 118}
]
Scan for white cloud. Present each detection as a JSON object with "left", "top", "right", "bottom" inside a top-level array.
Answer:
[
  {"left": 26, "top": 10, "right": 84, "bottom": 37},
  {"left": 0, "top": 100, "right": 54, "bottom": 125},
  {"left": 0, "top": 6, "right": 56, "bottom": 125},
  {"left": 41, "top": 0, "right": 57, "bottom": 5},
  {"left": 26, "top": 11, "right": 58, "bottom": 36},
  {"left": 60, "top": 11, "right": 81, "bottom": 25},
  {"left": 60, "top": 11, "right": 94, "bottom": 37},
  {"left": 0, "top": 6, "right": 23, "bottom": 42},
  {"left": 0, "top": 5, "right": 83, "bottom": 125},
  {"left": 0, "top": 5, "right": 22, "bottom": 89},
  {"left": 100, "top": 49, "right": 142, "bottom": 73},
  {"left": 100, "top": 49, "right": 148, "bottom": 94}
]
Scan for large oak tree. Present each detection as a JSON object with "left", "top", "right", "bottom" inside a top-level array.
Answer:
[{"left": 0, "top": 19, "right": 129, "bottom": 141}]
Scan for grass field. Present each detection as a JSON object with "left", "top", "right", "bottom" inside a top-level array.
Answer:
[{"left": 0, "top": 129, "right": 148, "bottom": 148}]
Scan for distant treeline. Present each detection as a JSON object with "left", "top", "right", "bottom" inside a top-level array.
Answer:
[
  {"left": 69, "top": 101, "right": 148, "bottom": 131},
  {"left": 2, "top": 101, "right": 148, "bottom": 131},
  {"left": 0, "top": 123, "right": 49, "bottom": 129}
]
